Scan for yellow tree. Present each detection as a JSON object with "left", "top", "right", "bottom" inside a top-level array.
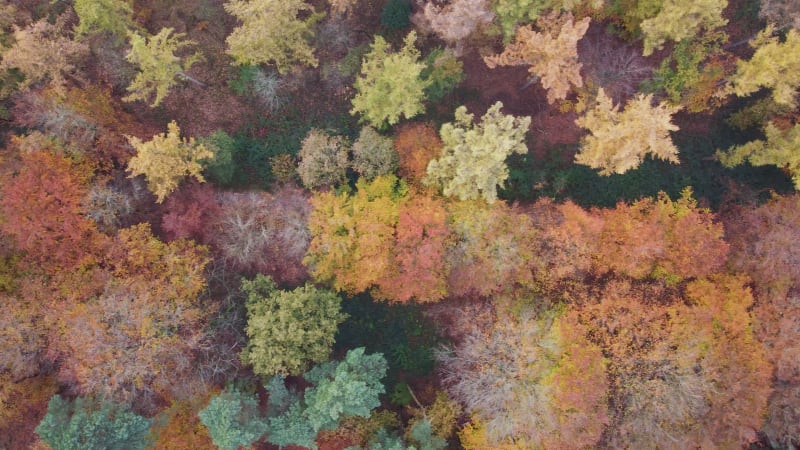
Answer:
[
  {"left": 126, "top": 121, "right": 214, "bottom": 203},
  {"left": 124, "top": 28, "right": 203, "bottom": 107},
  {"left": 224, "top": 0, "right": 320, "bottom": 73},
  {"left": 574, "top": 88, "right": 681, "bottom": 175},
  {"left": 484, "top": 12, "right": 590, "bottom": 104},
  {"left": 727, "top": 28, "right": 800, "bottom": 108},
  {"left": 639, "top": 0, "right": 728, "bottom": 56},
  {"left": 717, "top": 122, "right": 800, "bottom": 189}
]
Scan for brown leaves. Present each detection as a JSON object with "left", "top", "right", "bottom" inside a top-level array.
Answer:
[{"left": 484, "top": 12, "right": 590, "bottom": 103}]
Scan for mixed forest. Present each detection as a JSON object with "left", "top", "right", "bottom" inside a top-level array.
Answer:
[{"left": 1, "top": 0, "right": 800, "bottom": 448}]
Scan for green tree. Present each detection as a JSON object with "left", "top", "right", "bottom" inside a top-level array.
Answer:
[
  {"left": 224, "top": 0, "right": 321, "bottom": 73},
  {"left": 198, "top": 387, "right": 269, "bottom": 450},
  {"left": 717, "top": 122, "right": 800, "bottom": 189},
  {"left": 127, "top": 121, "right": 214, "bottom": 203},
  {"left": 240, "top": 274, "right": 347, "bottom": 376},
  {"left": 124, "top": 28, "right": 203, "bottom": 107},
  {"left": 574, "top": 88, "right": 681, "bottom": 175},
  {"left": 35, "top": 395, "right": 151, "bottom": 450},
  {"left": 639, "top": 0, "right": 728, "bottom": 55},
  {"left": 73, "top": 0, "right": 134, "bottom": 39},
  {"left": 351, "top": 31, "right": 430, "bottom": 128},
  {"left": 424, "top": 102, "right": 530, "bottom": 203},
  {"left": 351, "top": 126, "right": 399, "bottom": 180},
  {"left": 727, "top": 28, "right": 800, "bottom": 108}
]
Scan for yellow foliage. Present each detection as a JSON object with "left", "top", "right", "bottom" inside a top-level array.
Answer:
[
  {"left": 728, "top": 28, "right": 800, "bottom": 108},
  {"left": 126, "top": 121, "right": 213, "bottom": 203},
  {"left": 574, "top": 88, "right": 680, "bottom": 175},
  {"left": 640, "top": 0, "right": 728, "bottom": 56}
]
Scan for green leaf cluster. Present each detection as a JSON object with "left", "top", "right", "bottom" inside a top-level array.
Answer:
[
  {"left": 424, "top": 101, "right": 530, "bottom": 203},
  {"left": 35, "top": 395, "right": 152, "bottom": 450},
  {"left": 240, "top": 274, "right": 347, "bottom": 376},
  {"left": 351, "top": 31, "right": 429, "bottom": 129},
  {"left": 198, "top": 387, "right": 269, "bottom": 450},
  {"left": 73, "top": 0, "right": 133, "bottom": 39}
]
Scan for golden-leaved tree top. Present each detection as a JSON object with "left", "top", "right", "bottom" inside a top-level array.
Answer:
[
  {"left": 224, "top": 0, "right": 320, "bottom": 72},
  {"left": 640, "top": 0, "right": 728, "bottom": 56},
  {"left": 574, "top": 88, "right": 681, "bottom": 175},
  {"left": 484, "top": 11, "right": 590, "bottom": 104},
  {"left": 126, "top": 121, "right": 214, "bottom": 203},
  {"left": 727, "top": 28, "right": 800, "bottom": 108}
]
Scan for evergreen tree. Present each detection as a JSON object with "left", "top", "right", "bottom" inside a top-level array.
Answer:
[{"left": 198, "top": 387, "right": 269, "bottom": 450}]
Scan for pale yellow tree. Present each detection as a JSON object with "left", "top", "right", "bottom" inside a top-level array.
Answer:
[
  {"left": 718, "top": 122, "right": 800, "bottom": 189},
  {"left": 727, "top": 28, "right": 800, "bottom": 108},
  {"left": 574, "top": 88, "right": 681, "bottom": 175},
  {"left": 127, "top": 121, "right": 214, "bottom": 203},
  {"left": 640, "top": 0, "right": 728, "bottom": 56},
  {"left": 224, "top": 0, "right": 320, "bottom": 73},
  {"left": 484, "top": 12, "right": 590, "bottom": 104},
  {"left": 413, "top": 0, "right": 495, "bottom": 49},
  {"left": 0, "top": 19, "right": 88, "bottom": 93}
]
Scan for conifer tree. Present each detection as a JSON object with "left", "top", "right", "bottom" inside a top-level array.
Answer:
[
  {"left": 425, "top": 102, "right": 530, "bottom": 203},
  {"left": 574, "top": 88, "right": 680, "bottom": 175},
  {"left": 727, "top": 28, "right": 800, "bottom": 108},
  {"left": 124, "top": 28, "right": 203, "bottom": 107},
  {"left": 718, "top": 122, "right": 800, "bottom": 189},
  {"left": 73, "top": 0, "right": 134, "bottom": 39},
  {"left": 639, "top": 0, "right": 728, "bottom": 56},
  {"left": 198, "top": 387, "right": 268, "bottom": 450},
  {"left": 126, "top": 121, "right": 214, "bottom": 203}
]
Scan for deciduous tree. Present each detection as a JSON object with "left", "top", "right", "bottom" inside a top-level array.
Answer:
[
  {"left": 726, "top": 28, "right": 800, "bottom": 108},
  {"left": 412, "top": 0, "right": 494, "bottom": 47},
  {"left": 124, "top": 28, "right": 203, "bottom": 107},
  {"left": 126, "top": 120, "right": 214, "bottom": 203},
  {"left": 425, "top": 102, "right": 530, "bottom": 203},
  {"left": 639, "top": 0, "right": 728, "bottom": 56},
  {"left": 717, "top": 122, "right": 800, "bottom": 189},
  {"left": 240, "top": 274, "right": 346, "bottom": 376},
  {"left": 297, "top": 128, "right": 350, "bottom": 190},
  {"left": 351, "top": 126, "right": 398, "bottom": 180},
  {"left": 574, "top": 88, "right": 680, "bottom": 175},
  {"left": 351, "top": 32, "right": 429, "bottom": 128},
  {"left": 73, "top": 0, "right": 134, "bottom": 39},
  {"left": 484, "top": 12, "right": 590, "bottom": 103},
  {"left": 394, "top": 123, "right": 443, "bottom": 184},
  {"left": 224, "top": 0, "right": 320, "bottom": 73}
]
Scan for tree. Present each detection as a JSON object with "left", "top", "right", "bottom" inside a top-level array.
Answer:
[
  {"left": 124, "top": 28, "right": 203, "bottom": 107},
  {"left": 726, "top": 28, "right": 800, "bottom": 108},
  {"left": 438, "top": 311, "right": 608, "bottom": 448},
  {"left": 445, "top": 200, "right": 537, "bottom": 298},
  {"left": 639, "top": 0, "right": 728, "bottom": 56},
  {"left": 484, "top": 12, "right": 590, "bottom": 104},
  {"left": 198, "top": 387, "right": 269, "bottom": 450},
  {"left": 574, "top": 88, "right": 680, "bottom": 175},
  {"left": 375, "top": 193, "right": 450, "bottom": 303},
  {"left": 351, "top": 32, "right": 429, "bottom": 128},
  {"left": 297, "top": 128, "right": 350, "bottom": 190},
  {"left": 351, "top": 126, "right": 398, "bottom": 180},
  {"left": 35, "top": 395, "right": 151, "bottom": 450},
  {"left": 224, "top": 0, "right": 320, "bottom": 73},
  {"left": 394, "top": 123, "right": 443, "bottom": 184},
  {"left": 73, "top": 0, "right": 134, "bottom": 39},
  {"left": 305, "top": 175, "right": 407, "bottom": 294},
  {"left": 126, "top": 120, "right": 214, "bottom": 203},
  {"left": 593, "top": 189, "right": 729, "bottom": 280},
  {"left": 413, "top": 0, "right": 495, "bottom": 47},
  {"left": 61, "top": 224, "right": 209, "bottom": 403},
  {"left": 759, "top": 0, "right": 800, "bottom": 30},
  {"left": 240, "top": 274, "right": 347, "bottom": 376},
  {"left": 0, "top": 147, "right": 106, "bottom": 273},
  {"left": 718, "top": 122, "right": 800, "bottom": 189},
  {"left": 425, "top": 102, "right": 530, "bottom": 203},
  {"left": 0, "top": 20, "right": 88, "bottom": 93}
]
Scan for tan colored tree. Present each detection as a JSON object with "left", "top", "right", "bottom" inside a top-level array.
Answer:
[
  {"left": 413, "top": 0, "right": 495, "bottom": 48},
  {"left": 759, "top": 0, "right": 800, "bottom": 30},
  {"left": 484, "top": 12, "right": 589, "bottom": 104},
  {"left": 124, "top": 28, "right": 203, "bottom": 107},
  {"left": 574, "top": 88, "right": 680, "bottom": 175},
  {"left": 224, "top": 0, "right": 320, "bottom": 73},
  {"left": 0, "top": 20, "right": 87, "bottom": 93},
  {"left": 126, "top": 121, "right": 214, "bottom": 203}
]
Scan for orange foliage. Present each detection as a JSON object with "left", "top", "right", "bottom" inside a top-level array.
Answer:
[
  {"left": 149, "top": 398, "right": 216, "bottom": 449},
  {"left": 446, "top": 200, "right": 536, "bottom": 298},
  {"left": 594, "top": 190, "right": 728, "bottom": 280},
  {"left": 394, "top": 123, "right": 443, "bottom": 184},
  {"left": 0, "top": 146, "right": 108, "bottom": 274},
  {"left": 0, "top": 375, "right": 57, "bottom": 450},
  {"left": 375, "top": 193, "right": 450, "bottom": 303}
]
